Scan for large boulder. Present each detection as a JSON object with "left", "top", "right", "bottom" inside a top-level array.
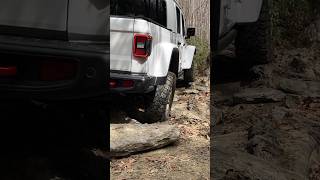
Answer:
[
  {"left": 277, "top": 78, "right": 320, "bottom": 98},
  {"left": 233, "top": 88, "right": 286, "bottom": 105}
]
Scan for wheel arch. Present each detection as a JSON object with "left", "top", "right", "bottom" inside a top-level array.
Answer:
[
  {"left": 168, "top": 47, "right": 180, "bottom": 77},
  {"left": 147, "top": 42, "right": 178, "bottom": 77}
]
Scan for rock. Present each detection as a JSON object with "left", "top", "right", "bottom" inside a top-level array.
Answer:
[
  {"left": 290, "top": 57, "right": 308, "bottom": 73},
  {"left": 271, "top": 106, "right": 288, "bottom": 120},
  {"left": 211, "top": 107, "right": 224, "bottom": 127},
  {"left": 175, "top": 89, "right": 186, "bottom": 96},
  {"left": 212, "top": 92, "right": 233, "bottom": 106},
  {"left": 110, "top": 124, "right": 180, "bottom": 157},
  {"left": 309, "top": 148, "right": 320, "bottom": 180},
  {"left": 128, "top": 119, "right": 142, "bottom": 124},
  {"left": 304, "top": 18, "right": 320, "bottom": 43},
  {"left": 195, "top": 85, "right": 208, "bottom": 92},
  {"left": 212, "top": 143, "right": 304, "bottom": 180},
  {"left": 213, "top": 82, "right": 241, "bottom": 106},
  {"left": 277, "top": 78, "right": 320, "bottom": 98},
  {"left": 247, "top": 119, "right": 282, "bottom": 161},
  {"left": 233, "top": 88, "right": 286, "bottom": 105},
  {"left": 284, "top": 94, "right": 303, "bottom": 108},
  {"left": 184, "top": 89, "right": 199, "bottom": 94},
  {"left": 309, "top": 103, "right": 320, "bottom": 108},
  {"left": 288, "top": 57, "right": 317, "bottom": 80},
  {"left": 249, "top": 65, "right": 274, "bottom": 80},
  {"left": 223, "top": 169, "right": 252, "bottom": 180},
  {"left": 187, "top": 96, "right": 197, "bottom": 111}
]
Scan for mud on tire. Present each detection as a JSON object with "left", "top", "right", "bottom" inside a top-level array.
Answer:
[
  {"left": 235, "top": 0, "right": 272, "bottom": 65},
  {"left": 143, "top": 72, "right": 176, "bottom": 123}
]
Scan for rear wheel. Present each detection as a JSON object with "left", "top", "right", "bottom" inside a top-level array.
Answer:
[{"left": 142, "top": 72, "right": 176, "bottom": 123}]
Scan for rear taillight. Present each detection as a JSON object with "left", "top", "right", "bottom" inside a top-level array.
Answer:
[
  {"left": 133, "top": 34, "right": 152, "bottom": 59},
  {"left": 0, "top": 66, "right": 17, "bottom": 77},
  {"left": 40, "top": 61, "right": 77, "bottom": 81},
  {"left": 109, "top": 79, "right": 134, "bottom": 89},
  {"left": 122, "top": 80, "right": 134, "bottom": 88},
  {"left": 109, "top": 79, "right": 117, "bottom": 88}
]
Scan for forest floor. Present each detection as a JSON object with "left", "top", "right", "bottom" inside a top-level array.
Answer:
[{"left": 110, "top": 76, "right": 211, "bottom": 180}]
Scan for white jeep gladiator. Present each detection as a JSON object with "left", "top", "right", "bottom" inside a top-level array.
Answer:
[{"left": 110, "top": 0, "right": 196, "bottom": 122}]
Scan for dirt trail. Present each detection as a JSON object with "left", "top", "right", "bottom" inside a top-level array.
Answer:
[
  {"left": 111, "top": 77, "right": 210, "bottom": 180},
  {"left": 211, "top": 44, "right": 320, "bottom": 180}
]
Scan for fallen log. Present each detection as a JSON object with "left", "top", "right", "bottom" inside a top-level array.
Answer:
[{"left": 110, "top": 123, "right": 180, "bottom": 157}]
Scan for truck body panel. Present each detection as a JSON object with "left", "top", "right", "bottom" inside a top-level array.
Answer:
[
  {"left": 229, "top": 0, "right": 263, "bottom": 23},
  {"left": 0, "top": 0, "right": 108, "bottom": 42},
  {"left": 110, "top": 17, "right": 134, "bottom": 72},
  {"left": 0, "top": 0, "right": 109, "bottom": 100},
  {"left": 68, "top": 0, "right": 108, "bottom": 42},
  {"left": 0, "top": 0, "right": 68, "bottom": 31},
  {"left": 110, "top": 0, "right": 196, "bottom": 77},
  {"left": 110, "top": 0, "right": 196, "bottom": 93}
]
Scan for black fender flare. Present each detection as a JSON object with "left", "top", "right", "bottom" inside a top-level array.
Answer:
[{"left": 168, "top": 48, "right": 179, "bottom": 77}]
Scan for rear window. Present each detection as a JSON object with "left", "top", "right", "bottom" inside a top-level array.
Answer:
[
  {"left": 111, "top": 0, "right": 167, "bottom": 27},
  {"left": 182, "top": 14, "right": 185, "bottom": 36},
  {"left": 176, "top": 7, "right": 181, "bottom": 34}
]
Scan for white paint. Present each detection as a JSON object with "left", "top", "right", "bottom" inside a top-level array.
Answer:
[
  {"left": 110, "top": 0, "right": 196, "bottom": 78},
  {"left": 110, "top": 17, "right": 134, "bottom": 72},
  {"left": 181, "top": 45, "right": 196, "bottom": 69}
]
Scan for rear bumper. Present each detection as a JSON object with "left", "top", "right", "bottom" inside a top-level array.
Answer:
[
  {"left": 110, "top": 71, "right": 166, "bottom": 94},
  {"left": 0, "top": 35, "right": 109, "bottom": 100}
]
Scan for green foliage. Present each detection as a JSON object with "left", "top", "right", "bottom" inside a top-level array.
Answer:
[
  {"left": 272, "top": 0, "right": 320, "bottom": 46},
  {"left": 186, "top": 37, "right": 210, "bottom": 75}
]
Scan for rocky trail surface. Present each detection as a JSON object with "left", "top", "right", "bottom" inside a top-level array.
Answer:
[
  {"left": 211, "top": 44, "right": 320, "bottom": 180},
  {"left": 0, "top": 75, "right": 211, "bottom": 180},
  {"left": 110, "top": 77, "right": 210, "bottom": 180}
]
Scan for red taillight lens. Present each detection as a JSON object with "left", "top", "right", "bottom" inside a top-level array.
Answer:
[
  {"left": 40, "top": 61, "right": 77, "bottom": 81},
  {"left": 0, "top": 66, "right": 17, "bottom": 77},
  {"left": 133, "top": 34, "right": 152, "bottom": 59},
  {"left": 109, "top": 79, "right": 117, "bottom": 88},
  {"left": 109, "top": 79, "right": 134, "bottom": 89},
  {"left": 122, "top": 80, "right": 134, "bottom": 88}
]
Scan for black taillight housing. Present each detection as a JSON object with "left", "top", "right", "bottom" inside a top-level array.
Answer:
[{"left": 133, "top": 34, "right": 152, "bottom": 59}]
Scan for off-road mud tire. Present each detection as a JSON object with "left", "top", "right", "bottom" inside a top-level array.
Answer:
[{"left": 143, "top": 72, "right": 176, "bottom": 123}]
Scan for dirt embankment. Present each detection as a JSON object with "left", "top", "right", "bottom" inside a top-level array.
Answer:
[
  {"left": 111, "top": 77, "right": 210, "bottom": 180},
  {"left": 211, "top": 44, "right": 320, "bottom": 180}
]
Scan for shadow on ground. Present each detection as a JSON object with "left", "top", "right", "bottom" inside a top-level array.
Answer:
[{"left": 0, "top": 101, "right": 108, "bottom": 180}]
